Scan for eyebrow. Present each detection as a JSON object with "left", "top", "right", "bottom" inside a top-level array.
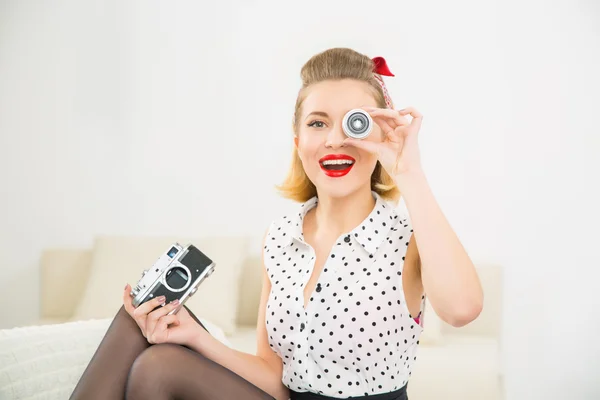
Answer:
[{"left": 304, "top": 111, "right": 329, "bottom": 121}]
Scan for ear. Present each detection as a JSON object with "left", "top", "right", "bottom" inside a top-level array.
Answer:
[{"left": 294, "top": 136, "right": 302, "bottom": 160}]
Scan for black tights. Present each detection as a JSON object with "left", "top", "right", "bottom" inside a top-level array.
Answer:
[{"left": 69, "top": 305, "right": 276, "bottom": 400}]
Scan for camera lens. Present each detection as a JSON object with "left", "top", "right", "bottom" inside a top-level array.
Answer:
[
  {"left": 165, "top": 266, "right": 190, "bottom": 290},
  {"left": 343, "top": 109, "right": 372, "bottom": 139}
]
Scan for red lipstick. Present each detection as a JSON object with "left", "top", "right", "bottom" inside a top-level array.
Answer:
[{"left": 318, "top": 154, "right": 355, "bottom": 178}]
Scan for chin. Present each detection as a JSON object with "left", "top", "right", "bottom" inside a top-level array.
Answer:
[
  {"left": 306, "top": 162, "right": 376, "bottom": 199},
  {"left": 317, "top": 184, "right": 359, "bottom": 199},
  {"left": 313, "top": 174, "right": 369, "bottom": 199}
]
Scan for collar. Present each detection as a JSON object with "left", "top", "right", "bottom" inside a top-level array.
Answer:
[{"left": 285, "top": 191, "right": 397, "bottom": 256}]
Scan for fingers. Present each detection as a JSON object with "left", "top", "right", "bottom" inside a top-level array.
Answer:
[
  {"left": 399, "top": 107, "right": 423, "bottom": 132},
  {"left": 131, "top": 295, "right": 167, "bottom": 334},
  {"left": 157, "top": 314, "right": 180, "bottom": 332},
  {"left": 148, "top": 313, "right": 180, "bottom": 345},
  {"left": 133, "top": 295, "right": 166, "bottom": 319},
  {"left": 364, "top": 107, "right": 410, "bottom": 128},
  {"left": 371, "top": 116, "right": 395, "bottom": 138},
  {"left": 123, "top": 284, "right": 135, "bottom": 315},
  {"left": 388, "top": 130, "right": 405, "bottom": 146},
  {"left": 398, "top": 107, "right": 423, "bottom": 119},
  {"left": 145, "top": 299, "right": 180, "bottom": 338}
]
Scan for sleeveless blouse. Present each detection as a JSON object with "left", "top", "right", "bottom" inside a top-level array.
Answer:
[{"left": 263, "top": 191, "right": 426, "bottom": 398}]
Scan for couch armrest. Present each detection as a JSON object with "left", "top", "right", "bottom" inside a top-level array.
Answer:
[{"left": 40, "top": 249, "right": 92, "bottom": 320}]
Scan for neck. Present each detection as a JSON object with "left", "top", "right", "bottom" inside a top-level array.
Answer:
[{"left": 313, "top": 186, "right": 376, "bottom": 237}]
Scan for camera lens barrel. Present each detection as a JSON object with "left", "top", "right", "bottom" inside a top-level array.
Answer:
[{"left": 343, "top": 109, "right": 373, "bottom": 139}]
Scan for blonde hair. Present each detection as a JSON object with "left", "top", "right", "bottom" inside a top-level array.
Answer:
[{"left": 275, "top": 47, "right": 401, "bottom": 203}]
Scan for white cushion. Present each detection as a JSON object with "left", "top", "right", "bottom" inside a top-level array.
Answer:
[
  {"left": 0, "top": 318, "right": 230, "bottom": 400},
  {"left": 72, "top": 235, "right": 249, "bottom": 335}
]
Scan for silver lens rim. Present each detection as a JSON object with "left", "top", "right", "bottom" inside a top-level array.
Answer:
[
  {"left": 343, "top": 109, "right": 373, "bottom": 139},
  {"left": 162, "top": 263, "right": 192, "bottom": 293}
]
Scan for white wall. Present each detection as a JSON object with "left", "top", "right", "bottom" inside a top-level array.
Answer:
[
  {"left": 498, "top": 1, "right": 600, "bottom": 398},
  {"left": 0, "top": 0, "right": 598, "bottom": 398}
]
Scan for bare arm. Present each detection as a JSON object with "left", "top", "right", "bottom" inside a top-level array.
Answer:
[
  {"left": 398, "top": 170, "right": 483, "bottom": 327},
  {"left": 188, "top": 230, "right": 289, "bottom": 400}
]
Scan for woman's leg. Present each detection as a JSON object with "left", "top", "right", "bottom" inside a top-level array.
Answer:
[
  {"left": 69, "top": 306, "right": 151, "bottom": 399},
  {"left": 70, "top": 305, "right": 275, "bottom": 400},
  {"left": 124, "top": 343, "right": 276, "bottom": 400}
]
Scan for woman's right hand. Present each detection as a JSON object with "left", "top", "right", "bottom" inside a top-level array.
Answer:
[
  {"left": 122, "top": 283, "right": 208, "bottom": 347},
  {"left": 122, "top": 283, "right": 177, "bottom": 339},
  {"left": 123, "top": 283, "right": 207, "bottom": 347}
]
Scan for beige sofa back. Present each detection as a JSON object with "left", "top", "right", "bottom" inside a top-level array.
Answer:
[
  {"left": 41, "top": 248, "right": 264, "bottom": 328},
  {"left": 41, "top": 249, "right": 93, "bottom": 321},
  {"left": 41, "top": 247, "right": 502, "bottom": 338}
]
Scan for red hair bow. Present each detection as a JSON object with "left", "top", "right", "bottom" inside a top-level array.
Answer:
[
  {"left": 372, "top": 56, "right": 395, "bottom": 77},
  {"left": 371, "top": 56, "right": 395, "bottom": 108}
]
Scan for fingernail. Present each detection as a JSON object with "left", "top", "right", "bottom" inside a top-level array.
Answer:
[
  {"left": 157, "top": 296, "right": 166, "bottom": 303},
  {"left": 171, "top": 299, "right": 180, "bottom": 306},
  {"left": 124, "top": 284, "right": 128, "bottom": 290}
]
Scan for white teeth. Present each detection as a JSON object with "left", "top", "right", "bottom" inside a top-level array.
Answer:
[{"left": 322, "top": 159, "right": 354, "bottom": 165}]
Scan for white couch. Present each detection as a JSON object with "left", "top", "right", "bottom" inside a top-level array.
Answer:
[{"left": 0, "top": 235, "right": 504, "bottom": 399}]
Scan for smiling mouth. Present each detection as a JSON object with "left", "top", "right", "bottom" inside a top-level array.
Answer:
[
  {"left": 320, "top": 159, "right": 355, "bottom": 170},
  {"left": 318, "top": 156, "right": 355, "bottom": 178}
]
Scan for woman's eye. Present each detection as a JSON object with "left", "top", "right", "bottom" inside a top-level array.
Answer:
[{"left": 307, "top": 120, "right": 325, "bottom": 128}]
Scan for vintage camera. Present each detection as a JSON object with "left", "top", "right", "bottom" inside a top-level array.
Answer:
[
  {"left": 343, "top": 109, "right": 373, "bottom": 139},
  {"left": 130, "top": 243, "right": 215, "bottom": 315}
]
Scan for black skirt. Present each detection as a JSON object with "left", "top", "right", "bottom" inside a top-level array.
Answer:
[{"left": 289, "top": 385, "right": 407, "bottom": 400}]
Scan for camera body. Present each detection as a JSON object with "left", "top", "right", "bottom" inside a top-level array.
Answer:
[
  {"left": 130, "top": 243, "right": 215, "bottom": 315},
  {"left": 343, "top": 109, "right": 373, "bottom": 139}
]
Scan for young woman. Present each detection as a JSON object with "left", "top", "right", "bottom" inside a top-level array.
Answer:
[{"left": 70, "top": 47, "right": 483, "bottom": 400}]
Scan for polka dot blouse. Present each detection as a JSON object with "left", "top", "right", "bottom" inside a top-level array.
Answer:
[{"left": 263, "top": 191, "right": 426, "bottom": 398}]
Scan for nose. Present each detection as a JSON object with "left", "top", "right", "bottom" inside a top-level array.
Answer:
[{"left": 325, "top": 122, "right": 346, "bottom": 149}]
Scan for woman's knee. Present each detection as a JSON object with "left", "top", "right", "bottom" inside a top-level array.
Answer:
[
  {"left": 126, "top": 344, "right": 182, "bottom": 396},
  {"left": 130, "top": 343, "right": 182, "bottom": 375}
]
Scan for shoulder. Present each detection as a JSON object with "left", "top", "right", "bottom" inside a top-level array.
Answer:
[
  {"left": 381, "top": 203, "right": 414, "bottom": 253},
  {"left": 262, "top": 206, "right": 302, "bottom": 249},
  {"left": 265, "top": 210, "right": 299, "bottom": 238},
  {"left": 261, "top": 214, "right": 297, "bottom": 279},
  {"left": 266, "top": 197, "right": 313, "bottom": 238},
  {"left": 390, "top": 201, "right": 412, "bottom": 230}
]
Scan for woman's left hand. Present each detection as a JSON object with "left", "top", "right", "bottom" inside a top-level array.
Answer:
[{"left": 343, "top": 106, "right": 424, "bottom": 178}]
